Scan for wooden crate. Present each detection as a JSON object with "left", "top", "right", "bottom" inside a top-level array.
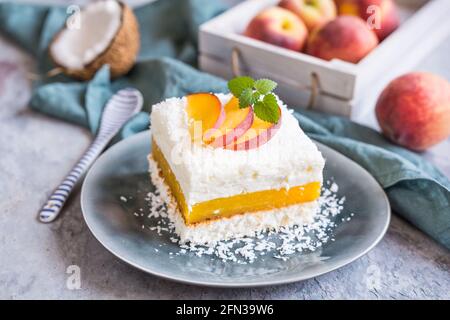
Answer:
[{"left": 199, "top": 0, "right": 450, "bottom": 118}]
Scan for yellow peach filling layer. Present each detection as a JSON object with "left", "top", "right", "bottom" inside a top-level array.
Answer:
[{"left": 152, "top": 140, "right": 321, "bottom": 225}]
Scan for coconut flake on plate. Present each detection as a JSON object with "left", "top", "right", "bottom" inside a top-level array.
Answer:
[{"left": 140, "top": 176, "right": 348, "bottom": 264}]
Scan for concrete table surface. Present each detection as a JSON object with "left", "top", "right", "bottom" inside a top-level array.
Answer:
[{"left": 0, "top": 0, "right": 449, "bottom": 299}]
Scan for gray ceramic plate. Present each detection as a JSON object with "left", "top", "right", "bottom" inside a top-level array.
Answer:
[{"left": 81, "top": 130, "right": 390, "bottom": 287}]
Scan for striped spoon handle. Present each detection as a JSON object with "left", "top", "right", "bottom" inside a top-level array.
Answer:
[
  {"left": 38, "top": 88, "right": 143, "bottom": 223},
  {"left": 38, "top": 136, "right": 111, "bottom": 223}
]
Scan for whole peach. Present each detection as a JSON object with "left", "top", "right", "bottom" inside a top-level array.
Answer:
[
  {"left": 376, "top": 72, "right": 450, "bottom": 151},
  {"left": 306, "top": 15, "right": 378, "bottom": 63},
  {"left": 335, "top": 0, "right": 400, "bottom": 41},
  {"left": 279, "top": 0, "right": 337, "bottom": 31},
  {"left": 244, "top": 7, "right": 308, "bottom": 51}
]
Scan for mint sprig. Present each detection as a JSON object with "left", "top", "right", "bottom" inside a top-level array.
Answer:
[{"left": 227, "top": 76, "right": 280, "bottom": 123}]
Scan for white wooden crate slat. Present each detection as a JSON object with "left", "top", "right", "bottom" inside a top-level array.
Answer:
[
  {"left": 200, "top": 54, "right": 352, "bottom": 116},
  {"left": 356, "top": 0, "right": 450, "bottom": 96},
  {"left": 199, "top": 0, "right": 357, "bottom": 101},
  {"left": 199, "top": 0, "right": 450, "bottom": 118}
]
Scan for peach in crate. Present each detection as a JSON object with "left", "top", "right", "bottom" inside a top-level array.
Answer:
[
  {"left": 307, "top": 15, "right": 379, "bottom": 63},
  {"left": 244, "top": 6, "right": 308, "bottom": 52},
  {"left": 279, "top": 0, "right": 337, "bottom": 31},
  {"left": 335, "top": 0, "right": 400, "bottom": 41},
  {"left": 199, "top": 0, "right": 450, "bottom": 118}
]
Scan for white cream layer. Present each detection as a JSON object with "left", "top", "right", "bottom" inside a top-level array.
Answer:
[{"left": 150, "top": 93, "right": 325, "bottom": 207}]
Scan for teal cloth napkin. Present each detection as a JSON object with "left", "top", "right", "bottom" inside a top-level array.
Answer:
[{"left": 1, "top": 0, "right": 449, "bottom": 249}]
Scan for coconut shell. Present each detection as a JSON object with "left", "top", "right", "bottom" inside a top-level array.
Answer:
[{"left": 49, "top": 1, "right": 140, "bottom": 80}]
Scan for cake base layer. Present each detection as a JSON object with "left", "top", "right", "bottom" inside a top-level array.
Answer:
[
  {"left": 152, "top": 139, "right": 321, "bottom": 225},
  {"left": 149, "top": 155, "right": 319, "bottom": 244}
]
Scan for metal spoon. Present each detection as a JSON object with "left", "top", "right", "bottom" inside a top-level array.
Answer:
[{"left": 38, "top": 88, "right": 143, "bottom": 223}]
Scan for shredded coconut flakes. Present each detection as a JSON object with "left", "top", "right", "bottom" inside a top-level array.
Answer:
[{"left": 126, "top": 177, "right": 349, "bottom": 264}]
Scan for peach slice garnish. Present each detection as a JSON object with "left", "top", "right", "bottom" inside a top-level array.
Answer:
[
  {"left": 186, "top": 93, "right": 225, "bottom": 143},
  {"left": 208, "top": 96, "right": 254, "bottom": 148},
  {"left": 224, "top": 106, "right": 282, "bottom": 151}
]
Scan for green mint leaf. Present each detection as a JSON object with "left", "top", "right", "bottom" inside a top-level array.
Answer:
[
  {"left": 239, "top": 88, "right": 254, "bottom": 108},
  {"left": 253, "top": 101, "right": 266, "bottom": 120},
  {"left": 253, "top": 93, "right": 280, "bottom": 123},
  {"left": 228, "top": 76, "right": 254, "bottom": 97},
  {"left": 254, "top": 79, "right": 277, "bottom": 95},
  {"left": 252, "top": 91, "right": 261, "bottom": 102}
]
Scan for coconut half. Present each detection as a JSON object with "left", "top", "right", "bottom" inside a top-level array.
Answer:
[{"left": 49, "top": 0, "right": 140, "bottom": 80}]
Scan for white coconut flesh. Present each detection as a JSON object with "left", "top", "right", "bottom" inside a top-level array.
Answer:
[{"left": 50, "top": 0, "right": 122, "bottom": 70}]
